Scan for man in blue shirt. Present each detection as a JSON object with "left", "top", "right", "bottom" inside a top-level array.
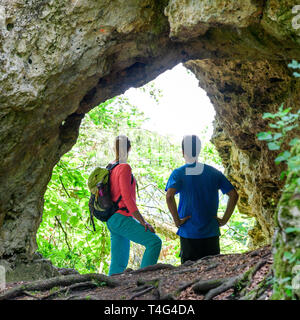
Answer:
[{"left": 165, "top": 135, "right": 239, "bottom": 263}]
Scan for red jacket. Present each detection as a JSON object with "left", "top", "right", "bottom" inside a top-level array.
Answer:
[{"left": 109, "top": 163, "right": 138, "bottom": 217}]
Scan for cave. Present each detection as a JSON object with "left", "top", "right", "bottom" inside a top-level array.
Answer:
[{"left": 0, "top": 0, "right": 299, "bottom": 299}]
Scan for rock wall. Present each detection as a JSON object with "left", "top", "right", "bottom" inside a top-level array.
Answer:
[{"left": 0, "top": 0, "right": 299, "bottom": 276}]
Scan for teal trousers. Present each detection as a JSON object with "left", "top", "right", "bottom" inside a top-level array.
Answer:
[{"left": 106, "top": 213, "right": 162, "bottom": 276}]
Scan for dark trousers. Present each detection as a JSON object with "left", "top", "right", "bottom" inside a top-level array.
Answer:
[{"left": 180, "top": 236, "right": 220, "bottom": 264}]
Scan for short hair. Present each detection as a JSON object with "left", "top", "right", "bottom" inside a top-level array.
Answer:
[
  {"left": 115, "top": 135, "right": 131, "bottom": 161},
  {"left": 182, "top": 135, "right": 201, "bottom": 158}
]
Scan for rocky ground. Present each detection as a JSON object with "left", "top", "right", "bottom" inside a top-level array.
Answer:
[{"left": 0, "top": 245, "right": 273, "bottom": 300}]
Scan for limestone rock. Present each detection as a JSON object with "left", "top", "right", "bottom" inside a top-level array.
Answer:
[
  {"left": 5, "top": 258, "right": 60, "bottom": 283},
  {"left": 261, "top": 0, "right": 300, "bottom": 42},
  {"left": 165, "top": 0, "right": 263, "bottom": 41}
]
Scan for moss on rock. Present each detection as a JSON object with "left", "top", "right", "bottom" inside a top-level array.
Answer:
[{"left": 272, "top": 141, "right": 300, "bottom": 300}]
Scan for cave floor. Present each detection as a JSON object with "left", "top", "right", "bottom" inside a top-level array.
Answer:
[{"left": 2, "top": 245, "right": 273, "bottom": 300}]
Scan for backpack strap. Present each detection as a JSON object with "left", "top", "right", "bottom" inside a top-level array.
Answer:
[
  {"left": 106, "top": 161, "right": 119, "bottom": 171},
  {"left": 131, "top": 174, "right": 140, "bottom": 199},
  {"left": 89, "top": 194, "right": 97, "bottom": 232},
  {"left": 115, "top": 195, "right": 129, "bottom": 213},
  {"left": 136, "top": 179, "right": 140, "bottom": 199}
]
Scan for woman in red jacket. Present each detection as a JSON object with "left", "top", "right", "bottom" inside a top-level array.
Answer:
[{"left": 106, "top": 135, "right": 162, "bottom": 275}]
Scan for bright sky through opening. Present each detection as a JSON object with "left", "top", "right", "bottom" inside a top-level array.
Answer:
[{"left": 124, "top": 63, "right": 216, "bottom": 144}]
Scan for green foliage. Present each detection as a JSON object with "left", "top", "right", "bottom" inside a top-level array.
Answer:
[
  {"left": 38, "top": 81, "right": 253, "bottom": 274},
  {"left": 257, "top": 103, "right": 299, "bottom": 177},
  {"left": 257, "top": 103, "right": 299, "bottom": 161},
  {"left": 139, "top": 80, "right": 163, "bottom": 104},
  {"left": 288, "top": 60, "right": 300, "bottom": 78},
  {"left": 285, "top": 227, "right": 300, "bottom": 233},
  {"left": 219, "top": 209, "right": 255, "bottom": 253}
]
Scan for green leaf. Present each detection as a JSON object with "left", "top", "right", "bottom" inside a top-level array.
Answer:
[
  {"left": 288, "top": 162, "right": 300, "bottom": 171},
  {"left": 257, "top": 132, "right": 273, "bottom": 141},
  {"left": 285, "top": 124, "right": 298, "bottom": 132},
  {"left": 283, "top": 252, "right": 293, "bottom": 259},
  {"left": 60, "top": 212, "right": 68, "bottom": 223},
  {"left": 288, "top": 60, "right": 300, "bottom": 69},
  {"left": 69, "top": 216, "right": 79, "bottom": 227},
  {"left": 273, "top": 133, "right": 283, "bottom": 141},
  {"left": 275, "top": 151, "right": 291, "bottom": 164},
  {"left": 285, "top": 227, "right": 300, "bottom": 233},
  {"left": 281, "top": 107, "right": 292, "bottom": 115},
  {"left": 281, "top": 114, "right": 293, "bottom": 122},
  {"left": 276, "top": 120, "right": 285, "bottom": 126},
  {"left": 267, "top": 142, "right": 280, "bottom": 150},
  {"left": 288, "top": 157, "right": 300, "bottom": 171},
  {"left": 269, "top": 123, "right": 281, "bottom": 129},
  {"left": 262, "top": 112, "right": 276, "bottom": 119},
  {"left": 280, "top": 171, "right": 287, "bottom": 180},
  {"left": 289, "top": 138, "right": 299, "bottom": 146},
  {"left": 278, "top": 276, "right": 291, "bottom": 284},
  {"left": 283, "top": 251, "right": 297, "bottom": 263}
]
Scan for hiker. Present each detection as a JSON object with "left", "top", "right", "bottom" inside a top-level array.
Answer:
[
  {"left": 106, "top": 135, "right": 162, "bottom": 275},
  {"left": 165, "top": 135, "right": 239, "bottom": 264}
]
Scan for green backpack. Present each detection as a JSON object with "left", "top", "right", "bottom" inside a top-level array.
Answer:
[{"left": 87, "top": 162, "right": 128, "bottom": 230}]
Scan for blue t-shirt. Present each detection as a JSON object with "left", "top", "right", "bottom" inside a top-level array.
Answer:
[{"left": 165, "top": 162, "right": 234, "bottom": 239}]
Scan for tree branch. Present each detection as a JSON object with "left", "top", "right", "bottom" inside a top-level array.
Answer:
[
  {"left": 54, "top": 216, "right": 72, "bottom": 252},
  {"left": 59, "top": 176, "right": 71, "bottom": 198}
]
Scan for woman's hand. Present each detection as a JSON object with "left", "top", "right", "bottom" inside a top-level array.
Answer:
[{"left": 131, "top": 210, "right": 155, "bottom": 233}]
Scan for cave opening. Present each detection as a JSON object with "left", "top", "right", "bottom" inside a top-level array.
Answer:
[{"left": 36, "top": 62, "right": 258, "bottom": 276}]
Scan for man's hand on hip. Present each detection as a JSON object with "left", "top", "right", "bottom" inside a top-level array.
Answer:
[{"left": 176, "top": 216, "right": 191, "bottom": 228}]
